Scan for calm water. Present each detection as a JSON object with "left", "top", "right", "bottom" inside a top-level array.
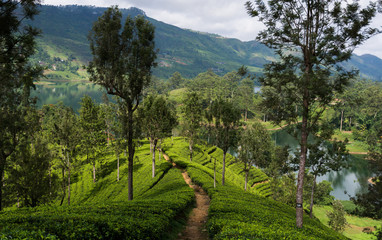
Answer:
[
  {"left": 33, "top": 81, "right": 107, "bottom": 112},
  {"left": 272, "top": 130, "right": 374, "bottom": 200}
]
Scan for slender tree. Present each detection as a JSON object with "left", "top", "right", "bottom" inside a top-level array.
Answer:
[
  {"left": 246, "top": 0, "right": 379, "bottom": 228},
  {"left": 0, "top": 0, "right": 43, "bottom": 210},
  {"left": 139, "top": 95, "right": 177, "bottom": 177},
  {"left": 238, "top": 122, "right": 271, "bottom": 191},
  {"left": 79, "top": 95, "right": 106, "bottom": 183},
  {"left": 181, "top": 92, "right": 203, "bottom": 161},
  {"left": 87, "top": 7, "right": 157, "bottom": 200},
  {"left": 51, "top": 103, "right": 80, "bottom": 206},
  {"left": 211, "top": 98, "right": 241, "bottom": 185},
  {"left": 305, "top": 135, "right": 348, "bottom": 218}
]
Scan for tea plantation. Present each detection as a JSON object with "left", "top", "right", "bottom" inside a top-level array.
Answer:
[{"left": 0, "top": 138, "right": 348, "bottom": 239}]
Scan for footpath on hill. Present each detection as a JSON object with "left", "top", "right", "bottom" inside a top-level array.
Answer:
[{"left": 162, "top": 153, "right": 210, "bottom": 240}]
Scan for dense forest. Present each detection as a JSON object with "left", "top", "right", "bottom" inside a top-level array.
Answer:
[{"left": 1, "top": 0, "right": 382, "bottom": 240}]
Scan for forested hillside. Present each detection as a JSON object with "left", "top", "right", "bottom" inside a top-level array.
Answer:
[{"left": 29, "top": 5, "right": 382, "bottom": 80}]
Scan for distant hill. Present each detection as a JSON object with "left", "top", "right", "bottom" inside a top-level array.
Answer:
[{"left": 29, "top": 5, "right": 382, "bottom": 81}]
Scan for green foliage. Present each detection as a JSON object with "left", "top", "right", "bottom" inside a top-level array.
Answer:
[
  {"left": 327, "top": 200, "right": 348, "bottom": 233},
  {"left": 181, "top": 92, "right": 204, "bottom": 161},
  {"left": 163, "top": 138, "right": 347, "bottom": 239},
  {"left": 340, "top": 200, "right": 358, "bottom": 215},
  {"left": 0, "top": 0, "right": 43, "bottom": 210},
  {"left": 373, "top": 225, "right": 382, "bottom": 240},
  {"left": 0, "top": 140, "right": 194, "bottom": 239},
  {"left": 7, "top": 133, "right": 58, "bottom": 208},
  {"left": 87, "top": 6, "right": 157, "bottom": 200}
]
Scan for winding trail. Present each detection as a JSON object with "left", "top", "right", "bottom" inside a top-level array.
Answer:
[{"left": 162, "top": 153, "right": 210, "bottom": 240}]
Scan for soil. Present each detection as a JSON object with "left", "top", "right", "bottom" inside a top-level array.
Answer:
[{"left": 162, "top": 153, "right": 210, "bottom": 240}]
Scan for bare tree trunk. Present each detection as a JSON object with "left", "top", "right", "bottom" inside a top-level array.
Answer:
[
  {"left": 296, "top": 92, "right": 309, "bottom": 228},
  {"left": 245, "top": 170, "right": 249, "bottom": 191},
  {"left": 152, "top": 139, "right": 157, "bottom": 178},
  {"left": 340, "top": 109, "right": 344, "bottom": 132},
  {"left": 93, "top": 162, "right": 96, "bottom": 183},
  {"left": 0, "top": 153, "right": 7, "bottom": 211},
  {"left": 127, "top": 109, "right": 134, "bottom": 201},
  {"left": 189, "top": 138, "right": 193, "bottom": 162},
  {"left": 349, "top": 117, "right": 352, "bottom": 129},
  {"left": 117, "top": 153, "right": 120, "bottom": 182},
  {"left": 60, "top": 168, "right": 65, "bottom": 206},
  {"left": 309, "top": 175, "right": 317, "bottom": 218},
  {"left": 222, "top": 151, "right": 226, "bottom": 186},
  {"left": 49, "top": 164, "right": 52, "bottom": 196},
  {"left": 67, "top": 152, "right": 71, "bottom": 206},
  {"left": 214, "top": 158, "right": 216, "bottom": 188}
]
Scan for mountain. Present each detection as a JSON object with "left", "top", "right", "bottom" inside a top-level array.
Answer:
[{"left": 29, "top": 5, "right": 382, "bottom": 81}]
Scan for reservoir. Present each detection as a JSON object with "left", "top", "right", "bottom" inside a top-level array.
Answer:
[{"left": 273, "top": 129, "right": 374, "bottom": 200}]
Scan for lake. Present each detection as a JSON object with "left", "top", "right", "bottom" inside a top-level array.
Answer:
[
  {"left": 272, "top": 129, "right": 374, "bottom": 200},
  {"left": 33, "top": 80, "right": 108, "bottom": 112}
]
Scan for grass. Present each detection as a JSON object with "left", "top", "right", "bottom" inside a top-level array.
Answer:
[{"left": 314, "top": 205, "right": 382, "bottom": 240}]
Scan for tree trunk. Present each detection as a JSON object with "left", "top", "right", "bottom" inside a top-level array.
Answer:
[
  {"left": 117, "top": 153, "right": 120, "bottom": 182},
  {"left": 93, "top": 162, "right": 96, "bottom": 183},
  {"left": 127, "top": 109, "right": 134, "bottom": 201},
  {"left": 0, "top": 153, "right": 7, "bottom": 211},
  {"left": 152, "top": 138, "right": 157, "bottom": 178},
  {"left": 296, "top": 89, "right": 309, "bottom": 228},
  {"left": 349, "top": 117, "right": 352, "bottom": 129},
  {"left": 60, "top": 168, "right": 65, "bottom": 206},
  {"left": 245, "top": 169, "right": 249, "bottom": 191},
  {"left": 49, "top": 164, "right": 52, "bottom": 196},
  {"left": 0, "top": 161, "right": 4, "bottom": 211},
  {"left": 189, "top": 138, "right": 193, "bottom": 162},
  {"left": 340, "top": 109, "right": 344, "bottom": 132},
  {"left": 17, "top": 194, "right": 19, "bottom": 208},
  {"left": 107, "top": 127, "right": 111, "bottom": 145},
  {"left": 67, "top": 152, "right": 71, "bottom": 206},
  {"left": 309, "top": 175, "right": 317, "bottom": 218},
  {"left": 214, "top": 158, "right": 216, "bottom": 188},
  {"left": 222, "top": 151, "right": 226, "bottom": 186},
  {"left": 245, "top": 108, "right": 248, "bottom": 122}
]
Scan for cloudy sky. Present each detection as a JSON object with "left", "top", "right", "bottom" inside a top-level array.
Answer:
[{"left": 42, "top": 0, "right": 382, "bottom": 58}]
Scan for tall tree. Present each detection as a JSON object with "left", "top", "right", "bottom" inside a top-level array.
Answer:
[
  {"left": 8, "top": 130, "right": 56, "bottom": 207},
  {"left": 237, "top": 77, "right": 255, "bottom": 122},
  {"left": 0, "top": 0, "right": 43, "bottom": 210},
  {"left": 305, "top": 134, "right": 348, "bottom": 218},
  {"left": 50, "top": 103, "right": 80, "bottom": 206},
  {"left": 211, "top": 98, "right": 241, "bottom": 185},
  {"left": 238, "top": 122, "right": 271, "bottom": 191},
  {"left": 79, "top": 95, "right": 106, "bottom": 183},
  {"left": 246, "top": 0, "right": 379, "bottom": 228},
  {"left": 139, "top": 95, "right": 177, "bottom": 177},
  {"left": 87, "top": 7, "right": 157, "bottom": 200},
  {"left": 181, "top": 92, "right": 204, "bottom": 162}
]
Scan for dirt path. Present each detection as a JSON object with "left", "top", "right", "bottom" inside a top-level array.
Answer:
[
  {"left": 162, "top": 153, "right": 210, "bottom": 240},
  {"left": 251, "top": 180, "right": 269, "bottom": 188}
]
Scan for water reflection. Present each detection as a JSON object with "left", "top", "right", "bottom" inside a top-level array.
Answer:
[
  {"left": 272, "top": 130, "right": 374, "bottom": 200},
  {"left": 33, "top": 81, "right": 107, "bottom": 112}
]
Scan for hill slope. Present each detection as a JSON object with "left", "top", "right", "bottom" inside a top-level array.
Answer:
[
  {"left": 0, "top": 138, "right": 348, "bottom": 239},
  {"left": 29, "top": 5, "right": 382, "bottom": 80}
]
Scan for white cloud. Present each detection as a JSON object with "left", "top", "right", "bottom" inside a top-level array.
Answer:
[{"left": 42, "top": 0, "right": 382, "bottom": 58}]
